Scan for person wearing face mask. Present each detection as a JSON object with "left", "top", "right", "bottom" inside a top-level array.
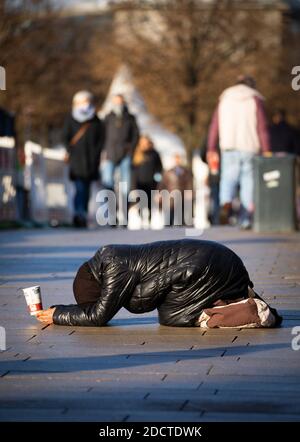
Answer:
[
  {"left": 62, "top": 90, "right": 104, "bottom": 227},
  {"left": 101, "top": 94, "right": 139, "bottom": 226}
]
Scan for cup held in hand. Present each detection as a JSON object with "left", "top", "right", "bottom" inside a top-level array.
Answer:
[{"left": 22, "top": 285, "right": 43, "bottom": 315}]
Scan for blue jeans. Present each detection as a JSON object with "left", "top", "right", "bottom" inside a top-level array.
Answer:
[
  {"left": 220, "top": 151, "right": 255, "bottom": 217},
  {"left": 101, "top": 156, "right": 131, "bottom": 195},
  {"left": 74, "top": 179, "right": 91, "bottom": 217},
  {"left": 100, "top": 156, "right": 131, "bottom": 224}
]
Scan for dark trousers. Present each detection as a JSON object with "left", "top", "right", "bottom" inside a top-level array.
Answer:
[
  {"left": 210, "top": 181, "right": 220, "bottom": 225},
  {"left": 74, "top": 179, "right": 91, "bottom": 218},
  {"left": 136, "top": 182, "right": 155, "bottom": 221}
]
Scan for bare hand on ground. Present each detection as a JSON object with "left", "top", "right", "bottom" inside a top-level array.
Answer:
[{"left": 36, "top": 308, "right": 56, "bottom": 324}]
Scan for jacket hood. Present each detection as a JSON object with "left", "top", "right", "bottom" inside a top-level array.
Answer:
[{"left": 220, "top": 84, "right": 264, "bottom": 102}]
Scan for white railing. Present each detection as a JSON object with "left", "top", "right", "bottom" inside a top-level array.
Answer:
[
  {"left": 23, "top": 141, "right": 211, "bottom": 230},
  {"left": 25, "top": 141, "right": 73, "bottom": 224},
  {"left": 24, "top": 141, "right": 103, "bottom": 225}
]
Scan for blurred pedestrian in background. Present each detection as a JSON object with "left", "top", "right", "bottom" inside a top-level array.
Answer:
[
  {"left": 0, "top": 107, "right": 15, "bottom": 137},
  {"left": 270, "top": 109, "right": 299, "bottom": 156},
  {"left": 63, "top": 90, "right": 104, "bottom": 228},
  {"left": 131, "top": 135, "right": 162, "bottom": 222},
  {"left": 158, "top": 153, "right": 193, "bottom": 226},
  {"left": 15, "top": 145, "right": 30, "bottom": 224},
  {"left": 207, "top": 75, "right": 270, "bottom": 229},
  {"left": 101, "top": 94, "right": 139, "bottom": 226},
  {"left": 199, "top": 132, "right": 220, "bottom": 225}
]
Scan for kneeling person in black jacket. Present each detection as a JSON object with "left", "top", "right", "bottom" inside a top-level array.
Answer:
[{"left": 36, "top": 239, "right": 281, "bottom": 327}]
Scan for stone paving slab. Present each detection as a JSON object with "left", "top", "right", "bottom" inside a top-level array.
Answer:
[{"left": 0, "top": 226, "right": 300, "bottom": 422}]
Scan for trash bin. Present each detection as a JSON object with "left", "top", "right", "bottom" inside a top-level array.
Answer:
[{"left": 253, "top": 154, "right": 297, "bottom": 232}]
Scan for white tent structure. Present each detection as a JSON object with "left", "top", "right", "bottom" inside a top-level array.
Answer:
[{"left": 98, "top": 65, "right": 186, "bottom": 169}]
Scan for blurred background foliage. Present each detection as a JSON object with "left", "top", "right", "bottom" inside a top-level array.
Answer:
[{"left": 0, "top": 0, "right": 299, "bottom": 155}]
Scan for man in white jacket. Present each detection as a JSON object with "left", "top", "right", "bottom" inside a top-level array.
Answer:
[{"left": 207, "top": 76, "right": 270, "bottom": 229}]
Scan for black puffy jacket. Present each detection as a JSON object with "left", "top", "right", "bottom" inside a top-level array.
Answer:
[{"left": 53, "top": 239, "right": 256, "bottom": 327}]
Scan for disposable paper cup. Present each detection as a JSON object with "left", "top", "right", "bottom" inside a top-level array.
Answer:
[{"left": 22, "top": 285, "right": 43, "bottom": 316}]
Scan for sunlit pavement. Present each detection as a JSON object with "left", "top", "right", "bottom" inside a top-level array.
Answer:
[{"left": 0, "top": 226, "right": 300, "bottom": 422}]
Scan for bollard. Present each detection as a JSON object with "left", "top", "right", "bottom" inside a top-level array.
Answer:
[{"left": 0, "top": 326, "right": 6, "bottom": 351}]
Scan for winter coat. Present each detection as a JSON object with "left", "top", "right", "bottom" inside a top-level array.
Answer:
[
  {"left": 208, "top": 84, "right": 270, "bottom": 154},
  {"left": 62, "top": 114, "right": 104, "bottom": 181},
  {"left": 132, "top": 149, "right": 163, "bottom": 189},
  {"left": 52, "top": 239, "right": 261, "bottom": 327},
  {"left": 103, "top": 107, "right": 139, "bottom": 164}
]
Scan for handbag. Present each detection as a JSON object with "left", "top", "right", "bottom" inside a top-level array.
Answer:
[{"left": 69, "top": 122, "right": 91, "bottom": 147}]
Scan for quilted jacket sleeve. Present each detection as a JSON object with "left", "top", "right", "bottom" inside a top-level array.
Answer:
[{"left": 52, "top": 258, "right": 135, "bottom": 326}]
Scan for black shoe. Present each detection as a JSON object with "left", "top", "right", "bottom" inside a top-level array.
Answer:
[
  {"left": 79, "top": 217, "right": 87, "bottom": 228},
  {"left": 73, "top": 215, "right": 87, "bottom": 228},
  {"left": 73, "top": 215, "right": 80, "bottom": 227}
]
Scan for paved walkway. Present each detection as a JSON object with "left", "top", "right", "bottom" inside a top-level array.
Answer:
[{"left": 0, "top": 226, "right": 299, "bottom": 422}]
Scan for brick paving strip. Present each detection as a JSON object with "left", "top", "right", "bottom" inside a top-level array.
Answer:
[{"left": 0, "top": 226, "right": 299, "bottom": 422}]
